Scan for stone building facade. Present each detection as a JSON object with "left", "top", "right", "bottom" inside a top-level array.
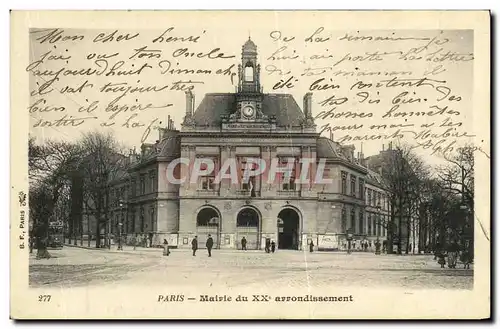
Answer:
[{"left": 85, "top": 39, "right": 393, "bottom": 251}]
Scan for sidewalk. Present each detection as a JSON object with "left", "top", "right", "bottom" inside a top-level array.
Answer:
[{"left": 63, "top": 239, "right": 163, "bottom": 254}]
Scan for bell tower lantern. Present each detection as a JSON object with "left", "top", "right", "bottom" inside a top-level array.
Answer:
[{"left": 238, "top": 37, "right": 261, "bottom": 93}]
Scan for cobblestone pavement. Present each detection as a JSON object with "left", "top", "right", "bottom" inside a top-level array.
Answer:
[{"left": 29, "top": 246, "right": 473, "bottom": 290}]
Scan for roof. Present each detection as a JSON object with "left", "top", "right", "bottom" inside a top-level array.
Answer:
[
  {"left": 242, "top": 38, "right": 257, "bottom": 52},
  {"left": 316, "top": 137, "right": 361, "bottom": 165},
  {"left": 366, "top": 168, "right": 385, "bottom": 187},
  {"left": 141, "top": 134, "right": 181, "bottom": 161},
  {"left": 192, "top": 93, "right": 305, "bottom": 127}
]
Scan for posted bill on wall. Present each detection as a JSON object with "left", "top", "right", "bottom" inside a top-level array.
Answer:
[{"left": 10, "top": 10, "right": 490, "bottom": 319}]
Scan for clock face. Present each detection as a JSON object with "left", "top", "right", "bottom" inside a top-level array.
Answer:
[{"left": 242, "top": 105, "right": 255, "bottom": 118}]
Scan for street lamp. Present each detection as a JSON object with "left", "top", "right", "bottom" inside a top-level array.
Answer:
[
  {"left": 118, "top": 200, "right": 125, "bottom": 251},
  {"left": 460, "top": 204, "right": 470, "bottom": 252}
]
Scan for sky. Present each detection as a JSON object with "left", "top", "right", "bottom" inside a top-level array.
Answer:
[{"left": 27, "top": 16, "right": 476, "bottom": 166}]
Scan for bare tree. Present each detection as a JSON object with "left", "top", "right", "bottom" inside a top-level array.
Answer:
[
  {"left": 28, "top": 137, "right": 82, "bottom": 255},
  {"left": 78, "top": 131, "right": 127, "bottom": 248},
  {"left": 379, "top": 143, "right": 429, "bottom": 254},
  {"left": 437, "top": 144, "right": 478, "bottom": 255}
]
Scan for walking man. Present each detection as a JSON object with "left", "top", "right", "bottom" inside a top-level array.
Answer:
[
  {"left": 241, "top": 237, "right": 247, "bottom": 251},
  {"left": 206, "top": 234, "right": 214, "bottom": 257},
  {"left": 271, "top": 240, "right": 276, "bottom": 253},
  {"left": 192, "top": 236, "right": 198, "bottom": 256}
]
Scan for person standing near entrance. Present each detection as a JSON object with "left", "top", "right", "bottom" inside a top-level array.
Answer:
[
  {"left": 163, "top": 239, "right": 170, "bottom": 256},
  {"left": 192, "top": 236, "right": 198, "bottom": 256},
  {"left": 265, "top": 238, "right": 271, "bottom": 253},
  {"left": 271, "top": 240, "right": 276, "bottom": 253},
  {"left": 309, "top": 240, "right": 314, "bottom": 253},
  {"left": 241, "top": 237, "right": 247, "bottom": 251},
  {"left": 206, "top": 234, "right": 214, "bottom": 257}
]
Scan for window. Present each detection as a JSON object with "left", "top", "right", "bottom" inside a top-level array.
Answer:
[
  {"left": 350, "top": 208, "right": 356, "bottom": 232},
  {"left": 244, "top": 64, "right": 254, "bottom": 82},
  {"left": 110, "top": 189, "right": 115, "bottom": 206},
  {"left": 367, "top": 213, "right": 371, "bottom": 235},
  {"left": 149, "top": 170, "right": 156, "bottom": 192},
  {"left": 201, "top": 176, "right": 216, "bottom": 191},
  {"left": 372, "top": 190, "right": 376, "bottom": 206},
  {"left": 130, "top": 208, "right": 136, "bottom": 233},
  {"left": 350, "top": 175, "right": 356, "bottom": 196},
  {"left": 367, "top": 189, "right": 372, "bottom": 206},
  {"left": 140, "top": 175, "right": 146, "bottom": 195},
  {"left": 140, "top": 207, "right": 145, "bottom": 232},
  {"left": 372, "top": 215, "right": 376, "bottom": 236},
  {"left": 199, "top": 157, "right": 218, "bottom": 191},
  {"left": 150, "top": 207, "right": 155, "bottom": 231},
  {"left": 341, "top": 171, "right": 348, "bottom": 195},
  {"left": 120, "top": 187, "right": 126, "bottom": 201},
  {"left": 358, "top": 210, "right": 364, "bottom": 234},
  {"left": 278, "top": 158, "right": 297, "bottom": 191},
  {"left": 358, "top": 178, "right": 365, "bottom": 199},
  {"left": 376, "top": 215, "right": 380, "bottom": 237},
  {"left": 131, "top": 178, "right": 136, "bottom": 197},
  {"left": 341, "top": 208, "right": 347, "bottom": 233}
]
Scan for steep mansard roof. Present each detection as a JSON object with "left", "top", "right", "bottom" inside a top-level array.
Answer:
[{"left": 191, "top": 93, "right": 306, "bottom": 127}]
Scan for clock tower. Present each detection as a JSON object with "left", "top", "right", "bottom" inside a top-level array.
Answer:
[{"left": 234, "top": 37, "right": 264, "bottom": 122}]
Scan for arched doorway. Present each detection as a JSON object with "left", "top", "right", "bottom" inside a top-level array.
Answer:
[
  {"left": 277, "top": 208, "right": 300, "bottom": 250},
  {"left": 196, "top": 206, "right": 221, "bottom": 249},
  {"left": 236, "top": 207, "right": 260, "bottom": 250}
]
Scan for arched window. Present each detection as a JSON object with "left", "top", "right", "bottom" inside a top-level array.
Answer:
[
  {"left": 244, "top": 64, "right": 254, "bottom": 82},
  {"left": 236, "top": 208, "right": 259, "bottom": 227},
  {"left": 197, "top": 207, "right": 219, "bottom": 226}
]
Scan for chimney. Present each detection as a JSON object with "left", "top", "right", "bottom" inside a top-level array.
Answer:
[
  {"left": 303, "top": 92, "right": 313, "bottom": 118},
  {"left": 192, "top": 94, "right": 195, "bottom": 113},
  {"left": 167, "top": 115, "right": 171, "bottom": 129},
  {"left": 185, "top": 90, "right": 193, "bottom": 117}
]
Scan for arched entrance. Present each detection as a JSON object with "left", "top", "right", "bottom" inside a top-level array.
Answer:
[
  {"left": 277, "top": 208, "right": 301, "bottom": 250},
  {"left": 196, "top": 206, "right": 221, "bottom": 249},
  {"left": 236, "top": 207, "right": 261, "bottom": 250}
]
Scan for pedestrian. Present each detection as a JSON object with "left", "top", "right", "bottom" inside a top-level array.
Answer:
[
  {"left": 309, "top": 240, "right": 314, "bottom": 253},
  {"left": 437, "top": 251, "right": 446, "bottom": 268},
  {"left": 206, "top": 234, "right": 214, "bottom": 257},
  {"left": 29, "top": 235, "right": 34, "bottom": 254},
  {"left": 162, "top": 239, "right": 170, "bottom": 256},
  {"left": 148, "top": 232, "right": 154, "bottom": 248},
  {"left": 133, "top": 233, "right": 138, "bottom": 250},
  {"left": 447, "top": 240, "right": 460, "bottom": 269},
  {"left": 271, "top": 240, "right": 276, "bottom": 253},
  {"left": 192, "top": 236, "right": 198, "bottom": 256},
  {"left": 241, "top": 237, "right": 247, "bottom": 251},
  {"left": 460, "top": 249, "right": 472, "bottom": 269},
  {"left": 434, "top": 241, "right": 441, "bottom": 260},
  {"left": 265, "top": 238, "right": 271, "bottom": 253}
]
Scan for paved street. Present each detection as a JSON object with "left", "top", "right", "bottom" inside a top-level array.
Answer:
[{"left": 29, "top": 246, "right": 473, "bottom": 290}]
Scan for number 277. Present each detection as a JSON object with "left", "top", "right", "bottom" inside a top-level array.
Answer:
[{"left": 38, "top": 295, "right": 51, "bottom": 302}]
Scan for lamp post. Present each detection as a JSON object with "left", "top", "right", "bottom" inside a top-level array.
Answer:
[
  {"left": 459, "top": 204, "right": 469, "bottom": 252},
  {"left": 118, "top": 200, "right": 125, "bottom": 251}
]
